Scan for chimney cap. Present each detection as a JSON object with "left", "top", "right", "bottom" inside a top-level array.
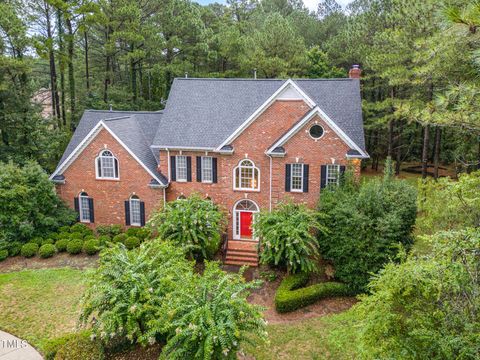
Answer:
[
  {"left": 349, "top": 64, "right": 362, "bottom": 79},
  {"left": 352, "top": 64, "right": 360, "bottom": 69}
]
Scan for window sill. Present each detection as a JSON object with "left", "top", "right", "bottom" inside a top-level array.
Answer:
[
  {"left": 290, "top": 189, "right": 303, "bottom": 193},
  {"left": 201, "top": 181, "right": 213, "bottom": 184},
  {"left": 175, "top": 179, "right": 188, "bottom": 183},
  {"left": 96, "top": 177, "right": 120, "bottom": 181},
  {"left": 233, "top": 188, "right": 260, "bottom": 193}
]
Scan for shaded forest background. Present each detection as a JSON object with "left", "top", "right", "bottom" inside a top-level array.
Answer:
[{"left": 1, "top": 0, "right": 479, "bottom": 175}]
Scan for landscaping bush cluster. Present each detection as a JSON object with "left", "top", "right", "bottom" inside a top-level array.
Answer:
[
  {"left": 4, "top": 223, "right": 150, "bottom": 260},
  {"left": 318, "top": 162, "right": 417, "bottom": 292},
  {"left": 79, "top": 240, "right": 267, "bottom": 359},
  {"left": 275, "top": 273, "right": 352, "bottom": 313}
]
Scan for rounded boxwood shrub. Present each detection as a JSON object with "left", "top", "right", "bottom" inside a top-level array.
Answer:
[
  {"left": 84, "top": 235, "right": 96, "bottom": 241},
  {"left": 112, "top": 233, "right": 127, "bottom": 244},
  {"left": 55, "top": 239, "right": 69, "bottom": 252},
  {"left": 124, "top": 236, "right": 140, "bottom": 250},
  {"left": 70, "top": 232, "right": 84, "bottom": 240},
  {"left": 67, "top": 239, "right": 83, "bottom": 255},
  {"left": 8, "top": 242, "right": 22, "bottom": 257},
  {"left": 21, "top": 243, "right": 39, "bottom": 258},
  {"left": 83, "top": 239, "right": 100, "bottom": 255},
  {"left": 70, "top": 223, "right": 89, "bottom": 234},
  {"left": 30, "top": 237, "right": 43, "bottom": 246},
  {"left": 97, "top": 235, "right": 110, "bottom": 246},
  {"left": 54, "top": 331, "right": 104, "bottom": 360},
  {"left": 39, "top": 244, "right": 56, "bottom": 258},
  {"left": 58, "top": 226, "right": 71, "bottom": 234},
  {"left": 48, "top": 233, "right": 60, "bottom": 241},
  {"left": 42, "top": 238, "right": 55, "bottom": 246},
  {"left": 125, "top": 227, "right": 140, "bottom": 237},
  {"left": 58, "top": 232, "right": 70, "bottom": 240},
  {"left": 0, "top": 250, "right": 8, "bottom": 261}
]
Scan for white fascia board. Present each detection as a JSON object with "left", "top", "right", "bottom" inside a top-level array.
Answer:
[
  {"left": 50, "top": 121, "right": 168, "bottom": 187},
  {"left": 215, "top": 79, "right": 315, "bottom": 151},
  {"left": 101, "top": 122, "right": 167, "bottom": 186},
  {"left": 151, "top": 145, "right": 216, "bottom": 151},
  {"left": 266, "top": 106, "right": 369, "bottom": 158},
  {"left": 49, "top": 121, "right": 105, "bottom": 180}
]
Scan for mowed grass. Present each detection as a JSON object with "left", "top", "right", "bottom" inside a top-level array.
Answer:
[
  {"left": 245, "top": 313, "right": 359, "bottom": 360},
  {"left": 0, "top": 268, "right": 87, "bottom": 351}
]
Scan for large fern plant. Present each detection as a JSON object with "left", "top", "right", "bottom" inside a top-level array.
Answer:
[
  {"left": 152, "top": 262, "right": 267, "bottom": 360},
  {"left": 254, "top": 202, "right": 326, "bottom": 274},
  {"left": 79, "top": 241, "right": 193, "bottom": 345},
  {"left": 148, "top": 194, "right": 227, "bottom": 260}
]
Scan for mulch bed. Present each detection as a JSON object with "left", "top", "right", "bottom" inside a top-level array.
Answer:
[{"left": 0, "top": 253, "right": 98, "bottom": 273}]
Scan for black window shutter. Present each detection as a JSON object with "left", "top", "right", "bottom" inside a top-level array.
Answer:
[
  {"left": 140, "top": 202, "right": 146, "bottom": 226},
  {"left": 339, "top": 165, "right": 346, "bottom": 184},
  {"left": 186, "top": 156, "right": 192, "bottom": 182},
  {"left": 285, "top": 164, "right": 291, "bottom": 192},
  {"left": 97, "top": 158, "right": 102, "bottom": 177},
  {"left": 212, "top": 158, "right": 218, "bottom": 183},
  {"left": 303, "top": 164, "right": 309, "bottom": 193},
  {"left": 170, "top": 156, "right": 176, "bottom": 181},
  {"left": 125, "top": 200, "right": 130, "bottom": 226},
  {"left": 196, "top": 156, "right": 202, "bottom": 182},
  {"left": 114, "top": 159, "right": 119, "bottom": 178},
  {"left": 88, "top": 198, "right": 95, "bottom": 223},
  {"left": 74, "top": 197, "right": 80, "bottom": 221},
  {"left": 320, "top": 165, "right": 327, "bottom": 189}
]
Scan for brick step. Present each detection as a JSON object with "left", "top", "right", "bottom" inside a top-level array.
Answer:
[
  {"left": 225, "top": 254, "right": 258, "bottom": 263},
  {"left": 224, "top": 259, "right": 258, "bottom": 267},
  {"left": 226, "top": 249, "right": 258, "bottom": 257}
]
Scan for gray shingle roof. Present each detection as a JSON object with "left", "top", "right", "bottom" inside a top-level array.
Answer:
[
  {"left": 152, "top": 78, "right": 365, "bottom": 151},
  {"left": 53, "top": 110, "right": 164, "bottom": 184}
]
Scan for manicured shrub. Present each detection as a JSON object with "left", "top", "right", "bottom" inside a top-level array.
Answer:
[
  {"left": 30, "top": 237, "right": 43, "bottom": 246},
  {"left": 148, "top": 194, "right": 227, "bottom": 260},
  {"left": 254, "top": 202, "right": 326, "bottom": 274},
  {"left": 274, "top": 273, "right": 352, "bottom": 313},
  {"left": 97, "top": 235, "right": 110, "bottom": 246},
  {"left": 84, "top": 235, "right": 96, "bottom": 241},
  {"left": 54, "top": 331, "right": 104, "bottom": 360},
  {"left": 124, "top": 236, "right": 140, "bottom": 250},
  {"left": 6, "top": 242, "right": 22, "bottom": 257},
  {"left": 318, "top": 160, "right": 417, "bottom": 292},
  {"left": 58, "top": 232, "right": 70, "bottom": 240},
  {"left": 48, "top": 233, "right": 60, "bottom": 241},
  {"left": 0, "top": 250, "right": 8, "bottom": 261},
  {"left": 96, "top": 224, "right": 122, "bottom": 237},
  {"left": 70, "top": 232, "right": 84, "bottom": 240},
  {"left": 21, "top": 243, "right": 39, "bottom": 258},
  {"left": 70, "top": 223, "right": 89, "bottom": 234},
  {"left": 112, "top": 233, "right": 127, "bottom": 244},
  {"left": 83, "top": 239, "right": 100, "bottom": 255},
  {"left": 39, "top": 244, "right": 56, "bottom": 258},
  {"left": 58, "top": 226, "right": 71, "bottom": 234},
  {"left": 80, "top": 241, "right": 192, "bottom": 344},
  {"left": 126, "top": 227, "right": 140, "bottom": 238},
  {"left": 42, "top": 238, "right": 55, "bottom": 246},
  {"left": 67, "top": 239, "right": 83, "bottom": 255},
  {"left": 55, "top": 239, "right": 69, "bottom": 252},
  {"left": 0, "top": 161, "right": 76, "bottom": 244}
]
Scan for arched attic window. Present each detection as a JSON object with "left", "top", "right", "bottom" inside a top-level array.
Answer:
[
  {"left": 234, "top": 159, "right": 259, "bottom": 191},
  {"left": 96, "top": 150, "right": 119, "bottom": 179}
]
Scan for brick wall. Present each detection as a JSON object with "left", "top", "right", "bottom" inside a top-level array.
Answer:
[{"left": 56, "top": 128, "right": 164, "bottom": 227}]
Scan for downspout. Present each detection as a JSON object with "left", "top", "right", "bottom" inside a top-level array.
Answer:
[
  {"left": 267, "top": 154, "right": 273, "bottom": 211},
  {"left": 163, "top": 187, "right": 166, "bottom": 208},
  {"left": 166, "top": 148, "right": 171, "bottom": 181}
]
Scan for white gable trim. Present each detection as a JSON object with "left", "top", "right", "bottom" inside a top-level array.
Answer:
[
  {"left": 50, "top": 121, "right": 167, "bottom": 186},
  {"left": 266, "top": 106, "right": 369, "bottom": 158},
  {"left": 215, "top": 79, "right": 316, "bottom": 151}
]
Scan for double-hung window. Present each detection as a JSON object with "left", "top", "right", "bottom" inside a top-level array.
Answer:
[
  {"left": 234, "top": 159, "right": 259, "bottom": 191},
  {"left": 201, "top": 156, "right": 213, "bottom": 183},
  {"left": 79, "top": 192, "right": 91, "bottom": 223},
  {"left": 326, "top": 164, "right": 341, "bottom": 186},
  {"left": 129, "top": 196, "right": 141, "bottom": 226},
  {"left": 96, "top": 150, "right": 119, "bottom": 179},
  {"left": 290, "top": 163, "right": 304, "bottom": 192},
  {"left": 176, "top": 155, "right": 188, "bottom": 182}
]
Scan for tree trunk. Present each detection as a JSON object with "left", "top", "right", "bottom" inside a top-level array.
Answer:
[
  {"left": 45, "top": 1, "right": 61, "bottom": 124},
  {"left": 103, "top": 28, "right": 111, "bottom": 103},
  {"left": 66, "top": 15, "right": 76, "bottom": 130},
  {"left": 388, "top": 120, "right": 394, "bottom": 158},
  {"left": 57, "top": 9, "right": 66, "bottom": 126},
  {"left": 395, "top": 121, "right": 403, "bottom": 175},
  {"left": 422, "top": 125, "right": 430, "bottom": 179},
  {"left": 433, "top": 127, "right": 441, "bottom": 179},
  {"left": 83, "top": 16, "right": 90, "bottom": 92},
  {"left": 130, "top": 44, "right": 137, "bottom": 101}
]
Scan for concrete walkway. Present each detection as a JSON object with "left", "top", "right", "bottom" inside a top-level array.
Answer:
[{"left": 0, "top": 331, "right": 43, "bottom": 360}]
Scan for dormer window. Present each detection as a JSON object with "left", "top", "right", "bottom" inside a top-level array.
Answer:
[
  {"left": 234, "top": 159, "right": 259, "bottom": 191},
  {"left": 96, "top": 150, "right": 119, "bottom": 179}
]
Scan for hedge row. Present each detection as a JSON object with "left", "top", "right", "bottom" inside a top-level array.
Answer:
[{"left": 275, "top": 273, "right": 353, "bottom": 313}]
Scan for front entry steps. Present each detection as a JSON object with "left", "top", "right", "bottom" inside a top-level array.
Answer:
[{"left": 224, "top": 240, "right": 259, "bottom": 267}]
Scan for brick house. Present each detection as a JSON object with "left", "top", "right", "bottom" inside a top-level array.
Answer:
[{"left": 51, "top": 67, "right": 368, "bottom": 265}]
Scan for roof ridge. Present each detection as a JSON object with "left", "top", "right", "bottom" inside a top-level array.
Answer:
[
  {"left": 86, "top": 109, "right": 162, "bottom": 114},
  {"left": 174, "top": 77, "right": 353, "bottom": 82}
]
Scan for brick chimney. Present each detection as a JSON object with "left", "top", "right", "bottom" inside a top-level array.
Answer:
[{"left": 349, "top": 64, "right": 361, "bottom": 79}]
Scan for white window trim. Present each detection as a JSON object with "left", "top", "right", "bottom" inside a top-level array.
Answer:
[
  {"left": 326, "top": 164, "right": 341, "bottom": 186},
  {"left": 95, "top": 150, "right": 120, "bottom": 180},
  {"left": 201, "top": 156, "right": 213, "bottom": 184},
  {"left": 233, "top": 159, "right": 260, "bottom": 192},
  {"left": 308, "top": 124, "right": 325, "bottom": 140},
  {"left": 79, "top": 193, "right": 91, "bottom": 223},
  {"left": 176, "top": 155, "right": 188, "bottom": 182},
  {"left": 232, "top": 199, "right": 259, "bottom": 240},
  {"left": 290, "top": 163, "right": 304, "bottom": 192},
  {"left": 129, "top": 196, "right": 141, "bottom": 226}
]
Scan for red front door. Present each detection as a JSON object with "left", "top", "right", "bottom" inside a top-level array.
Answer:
[{"left": 240, "top": 211, "right": 253, "bottom": 239}]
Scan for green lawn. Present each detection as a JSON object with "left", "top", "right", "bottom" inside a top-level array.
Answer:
[
  {"left": 0, "top": 268, "right": 87, "bottom": 352},
  {"left": 245, "top": 312, "right": 359, "bottom": 360}
]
